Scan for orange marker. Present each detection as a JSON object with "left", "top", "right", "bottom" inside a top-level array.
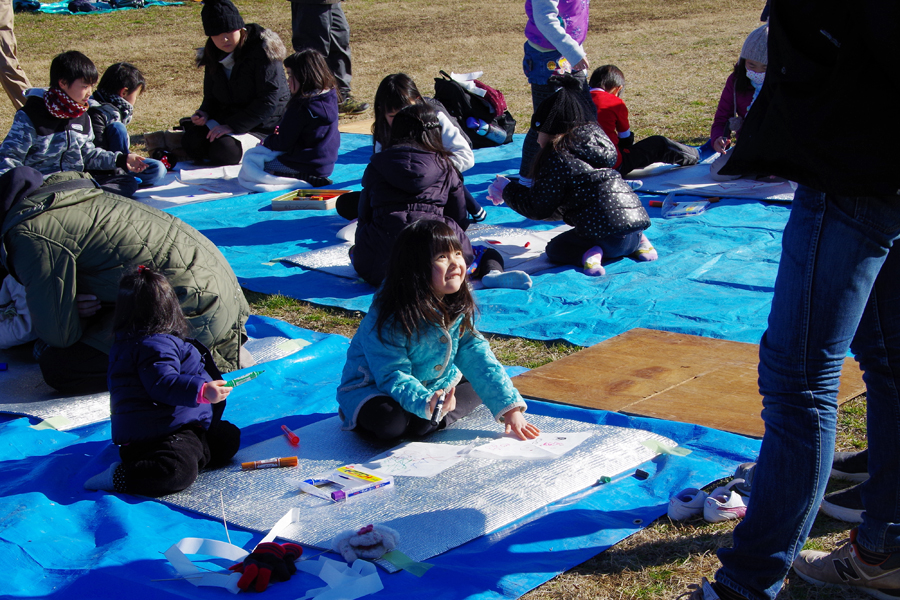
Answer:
[
  {"left": 281, "top": 424, "right": 300, "bottom": 446},
  {"left": 241, "top": 456, "right": 298, "bottom": 470}
]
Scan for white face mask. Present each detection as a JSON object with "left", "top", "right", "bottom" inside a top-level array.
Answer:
[{"left": 746, "top": 69, "right": 766, "bottom": 89}]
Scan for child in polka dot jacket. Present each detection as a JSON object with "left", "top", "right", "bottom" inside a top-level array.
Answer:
[{"left": 488, "top": 75, "right": 657, "bottom": 276}]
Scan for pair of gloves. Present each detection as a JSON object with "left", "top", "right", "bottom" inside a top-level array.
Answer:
[{"left": 230, "top": 542, "right": 303, "bottom": 592}]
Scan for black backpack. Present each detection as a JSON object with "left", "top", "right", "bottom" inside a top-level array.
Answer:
[{"left": 433, "top": 71, "right": 516, "bottom": 149}]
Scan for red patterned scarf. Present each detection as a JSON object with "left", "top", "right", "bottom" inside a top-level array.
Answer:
[{"left": 44, "top": 87, "right": 88, "bottom": 119}]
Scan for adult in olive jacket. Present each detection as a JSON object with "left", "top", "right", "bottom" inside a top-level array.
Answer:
[{"left": 0, "top": 167, "right": 251, "bottom": 393}]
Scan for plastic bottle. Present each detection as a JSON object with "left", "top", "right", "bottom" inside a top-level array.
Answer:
[{"left": 466, "top": 117, "right": 508, "bottom": 145}]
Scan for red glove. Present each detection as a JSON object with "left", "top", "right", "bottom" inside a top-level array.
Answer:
[
  {"left": 281, "top": 543, "right": 303, "bottom": 575},
  {"left": 229, "top": 542, "right": 291, "bottom": 592}
]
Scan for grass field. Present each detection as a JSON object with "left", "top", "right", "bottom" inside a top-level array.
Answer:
[{"left": 4, "top": 1, "right": 869, "bottom": 598}]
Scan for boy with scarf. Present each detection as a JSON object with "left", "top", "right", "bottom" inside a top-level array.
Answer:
[
  {"left": 0, "top": 50, "right": 147, "bottom": 197},
  {"left": 88, "top": 62, "right": 166, "bottom": 188}
]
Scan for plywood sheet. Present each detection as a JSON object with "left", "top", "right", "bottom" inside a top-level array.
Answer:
[{"left": 512, "top": 328, "right": 866, "bottom": 438}]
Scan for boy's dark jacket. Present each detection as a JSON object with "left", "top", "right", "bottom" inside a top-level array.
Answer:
[
  {"left": 353, "top": 145, "right": 471, "bottom": 286},
  {"left": 196, "top": 23, "right": 290, "bottom": 135},
  {"left": 108, "top": 333, "right": 223, "bottom": 445},
  {"left": 723, "top": 0, "right": 899, "bottom": 196}
]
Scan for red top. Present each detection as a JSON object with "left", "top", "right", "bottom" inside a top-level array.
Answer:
[{"left": 589, "top": 88, "right": 630, "bottom": 168}]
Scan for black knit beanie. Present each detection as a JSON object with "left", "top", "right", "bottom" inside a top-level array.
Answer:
[
  {"left": 531, "top": 74, "right": 593, "bottom": 134},
  {"left": 201, "top": 0, "right": 245, "bottom": 37}
]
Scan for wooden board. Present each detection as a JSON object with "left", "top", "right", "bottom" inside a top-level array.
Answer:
[{"left": 511, "top": 328, "right": 867, "bottom": 438}]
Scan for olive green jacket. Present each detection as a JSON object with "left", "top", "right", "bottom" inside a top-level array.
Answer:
[{"left": 0, "top": 172, "right": 249, "bottom": 372}]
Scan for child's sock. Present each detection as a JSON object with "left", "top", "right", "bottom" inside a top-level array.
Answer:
[
  {"left": 632, "top": 233, "right": 658, "bottom": 262},
  {"left": 470, "top": 207, "right": 488, "bottom": 222},
  {"left": 582, "top": 247, "right": 605, "bottom": 276},
  {"left": 481, "top": 270, "right": 533, "bottom": 290},
  {"left": 84, "top": 461, "right": 122, "bottom": 492}
]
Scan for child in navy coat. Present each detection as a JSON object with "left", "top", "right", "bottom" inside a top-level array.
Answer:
[{"left": 84, "top": 266, "right": 240, "bottom": 497}]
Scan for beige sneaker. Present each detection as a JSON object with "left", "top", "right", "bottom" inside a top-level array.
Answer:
[
  {"left": 338, "top": 96, "right": 370, "bottom": 115},
  {"left": 792, "top": 529, "right": 900, "bottom": 599}
]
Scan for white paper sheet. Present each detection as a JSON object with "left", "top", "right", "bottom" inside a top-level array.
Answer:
[
  {"left": 361, "top": 442, "right": 473, "bottom": 477},
  {"left": 468, "top": 431, "right": 593, "bottom": 460}
]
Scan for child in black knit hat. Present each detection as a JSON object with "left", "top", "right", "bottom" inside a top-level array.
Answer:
[{"left": 182, "top": 0, "right": 290, "bottom": 166}]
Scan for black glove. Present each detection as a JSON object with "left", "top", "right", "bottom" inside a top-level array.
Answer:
[
  {"left": 619, "top": 132, "right": 635, "bottom": 152},
  {"left": 229, "top": 542, "right": 291, "bottom": 592}
]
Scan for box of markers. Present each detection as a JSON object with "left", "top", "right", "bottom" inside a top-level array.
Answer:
[{"left": 299, "top": 464, "right": 394, "bottom": 502}]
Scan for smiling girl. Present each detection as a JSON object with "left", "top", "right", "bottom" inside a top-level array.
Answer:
[{"left": 337, "top": 219, "right": 540, "bottom": 442}]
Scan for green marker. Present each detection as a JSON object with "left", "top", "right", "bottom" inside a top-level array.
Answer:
[{"left": 224, "top": 370, "right": 265, "bottom": 388}]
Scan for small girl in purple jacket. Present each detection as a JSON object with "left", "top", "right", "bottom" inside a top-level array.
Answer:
[
  {"left": 261, "top": 49, "right": 340, "bottom": 186},
  {"left": 84, "top": 266, "right": 240, "bottom": 497}
]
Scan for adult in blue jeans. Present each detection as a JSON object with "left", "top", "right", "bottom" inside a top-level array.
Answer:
[{"left": 686, "top": 1, "right": 900, "bottom": 599}]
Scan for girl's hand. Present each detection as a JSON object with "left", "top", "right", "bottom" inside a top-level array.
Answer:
[
  {"left": 487, "top": 175, "right": 509, "bottom": 205},
  {"left": 126, "top": 153, "right": 147, "bottom": 172},
  {"left": 504, "top": 410, "right": 540, "bottom": 440},
  {"left": 207, "top": 123, "right": 234, "bottom": 141},
  {"left": 572, "top": 57, "right": 590, "bottom": 73},
  {"left": 203, "top": 380, "right": 232, "bottom": 404},
  {"left": 713, "top": 136, "right": 730, "bottom": 154},
  {"left": 427, "top": 386, "right": 456, "bottom": 419},
  {"left": 191, "top": 110, "right": 208, "bottom": 126}
]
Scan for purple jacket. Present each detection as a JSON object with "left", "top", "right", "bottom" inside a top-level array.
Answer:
[
  {"left": 108, "top": 332, "right": 223, "bottom": 445},
  {"left": 710, "top": 72, "right": 754, "bottom": 141},
  {"left": 262, "top": 88, "right": 340, "bottom": 178},
  {"left": 352, "top": 145, "right": 472, "bottom": 286},
  {"left": 525, "top": 0, "right": 589, "bottom": 49}
]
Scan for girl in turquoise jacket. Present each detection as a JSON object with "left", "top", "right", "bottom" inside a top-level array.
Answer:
[{"left": 337, "top": 220, "right": 540, "bottom": 441}]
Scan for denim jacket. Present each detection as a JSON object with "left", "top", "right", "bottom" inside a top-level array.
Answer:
[{"left": 337, "top": 304, "right": 527, "bottom": 429}]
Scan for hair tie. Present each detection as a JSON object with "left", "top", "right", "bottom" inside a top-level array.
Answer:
[
  {"left": 423, "top": 121, "right": 440, "bottom": 130},
  {"left": 137, "top": 265, "right": 149, "bottom": 273}
]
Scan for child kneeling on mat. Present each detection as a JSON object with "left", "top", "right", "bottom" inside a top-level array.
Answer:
[
  {"left": 488, "top": 74, "right": 656, "bottom": 277},
  {"left": 338, "top": 219, "right": 541, "bottom": 442},
  {"left": 84, "top": 266, "right": 240, "bottom": 496}
]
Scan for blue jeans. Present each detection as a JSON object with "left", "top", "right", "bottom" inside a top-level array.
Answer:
[
  {"left": 716, "top": 186, "right": 900, "bottom": 600},
  {"left": 519, "top": 43, "right": 593, "bottom": 178},
  {"left": 104, "top": 122, "right": 166, "bottom": 187}
]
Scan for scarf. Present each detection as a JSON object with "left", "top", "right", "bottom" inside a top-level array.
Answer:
[
  {"left": 92, "top": 89, "right": 134, "bottom": 124},
  {"left": 44, "top": 87, "right": 88, "bottom": 120}
]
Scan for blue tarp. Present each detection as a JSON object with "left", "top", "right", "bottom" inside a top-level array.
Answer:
[
  {"left": 168, "top": 133, "right": 788, "bottom": 348},
  {"left": 0, "top": 316, "right": 760, "bottom": 599},
  {"left": 33, "top": 1, "right": 182, "bottom": 15}
]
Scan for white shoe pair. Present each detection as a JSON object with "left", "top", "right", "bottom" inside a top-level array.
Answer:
[{"left": 668, "top": 479, "right": 748, "bottom": 523}]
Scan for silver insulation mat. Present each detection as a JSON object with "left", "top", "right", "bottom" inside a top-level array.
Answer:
[
  {"left": 162, "top": 405, "right": 675, "bottom": 572},
  {"left": 279, "top": 224, "right": 571, "bottom": 278},
  {"left": 0, "top": 335, "right": 305, "bottom": 430}
]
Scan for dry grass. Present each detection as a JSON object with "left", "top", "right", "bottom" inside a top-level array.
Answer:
[{"left": 6, "top": 2, "right": 870, "bottom": 598}]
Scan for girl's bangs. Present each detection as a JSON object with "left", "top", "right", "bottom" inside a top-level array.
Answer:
[{"left": 429, "top": 225, "right": 462, "bottom": 255}]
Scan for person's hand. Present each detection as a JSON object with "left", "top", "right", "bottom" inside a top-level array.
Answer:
[
  {"left": 229, "top": 542, "right": 292, "bottom": 592},
  {"left": 504, "top": 410, "right": 541, "bottom": 440},
  {"left": 75, "top": 293, "right": 101, "bottom": 317},
  {"left": 125, "top": 153, "right": 147, "bottom": 172},
  {"left": 487, "top": 175, "right": 510, "bottom": 206},
  {"left": 206, "top": 123, "right": 234, "bottom": 141},
  {"left": 427, "top": 386, "right": 456, "bottom": 419},
  {"left": 203, "top": 380, "right": 232, "bottom": 404},
  {"left": 572, "top": 57, "right": 590, "bottom": 73},
  {"left": 713, "top": 136, "right": 730, "bottom": 154},
  {"left": 190, "top": 110, "right": 208, "bottom": 126}
]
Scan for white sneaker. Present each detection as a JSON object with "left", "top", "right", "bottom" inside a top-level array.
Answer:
[
  {"left": 703, "top": 479, "right": 748, "bottom": 523},
  {"left": 668, "top": 488, "right": 709, "bottom": 521}
]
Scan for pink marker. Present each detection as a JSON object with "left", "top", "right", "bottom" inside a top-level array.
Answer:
[{"left": 281, "top": 425, "right": 300, "bottom": 446}]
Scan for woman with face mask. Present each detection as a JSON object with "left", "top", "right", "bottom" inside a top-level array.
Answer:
[{"left": 708, "top": 24, "right": 768, "bottom": 181}]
